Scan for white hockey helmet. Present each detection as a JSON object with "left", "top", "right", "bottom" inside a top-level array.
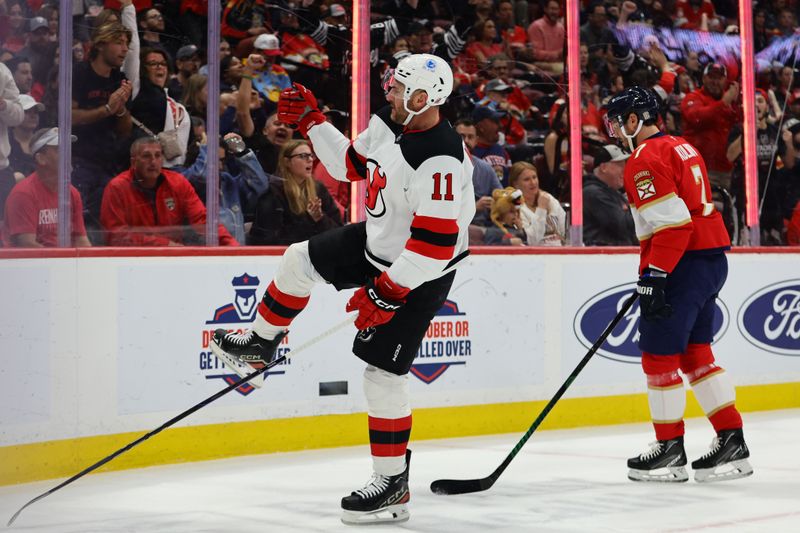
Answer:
[{"left": 390, "top": 54, "right": 454, "bottom": 124}]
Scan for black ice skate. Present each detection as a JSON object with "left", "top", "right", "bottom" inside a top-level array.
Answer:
[
  {"left": 627, "top": 437, "right": 688, "bottom": 482},
  {"left": 210, "top": 329, "right": 288, "bottom": 385},
  {"left": 692, "top": 428, "right": 753, "bottom": 482},
  {"left": 341, "top": 450, "right": 411, "bottom": 525}
]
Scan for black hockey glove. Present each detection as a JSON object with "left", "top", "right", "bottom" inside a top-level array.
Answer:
[{"left": 637, "top": 269, "right": 672, "bottom": 321}]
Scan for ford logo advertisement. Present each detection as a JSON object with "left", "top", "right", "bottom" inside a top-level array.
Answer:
[
  {"left": 737, "top": 280, "right": 800, "bottom": 356},
  {"left": 573, "top": 283, "right": 729, "bottom": 364}
]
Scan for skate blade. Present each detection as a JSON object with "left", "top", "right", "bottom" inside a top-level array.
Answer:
[
  {"left": 694, "top": 459, "right": 753, "bottom": 483},
  {"left": 209, "top": 341, "right": 265, "bottom": 388},
  {"left": 341, "top": 504, "right": 410, "bottom": 525},
  {"left": 628, "top": 466, "right": 689, "bottom": 483}
]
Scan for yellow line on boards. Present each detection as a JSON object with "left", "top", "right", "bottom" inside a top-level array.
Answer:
[{"left": 2, "top": 382, "right": 797, "bottom": 486}]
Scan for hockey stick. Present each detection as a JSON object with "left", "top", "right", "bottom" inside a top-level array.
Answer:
[
  {"left": 430, "top": 293, "right": 638, "bottom": 495},
  {"left": 7, "top": 314, "right": 357, "bottom": 527}
]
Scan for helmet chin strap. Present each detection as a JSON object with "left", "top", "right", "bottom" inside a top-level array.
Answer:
[
  {"left": 621, "top": 118, "right": 644, "bottom": 152},
  {"left": 402, "top": 97, "right": 431, "bottom": 126}
]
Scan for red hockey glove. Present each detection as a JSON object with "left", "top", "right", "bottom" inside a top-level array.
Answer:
[
  {"left": 277, "top": 83, "right": 326, "bottom": 137},
  {"left": 346, "top": 272, "right": 410, "bottom": 330}
]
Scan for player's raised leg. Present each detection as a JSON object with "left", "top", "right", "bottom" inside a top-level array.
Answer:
[
  {"left": 211, "top": 241, "right": 325, "bottom": 377},
  {"left": 628, "top": 353, "right": 689, "bottom": 482},
  {"left": 341, "top": 365, "right": 412, "bottom": 524},
  {"left": 680, "top": 343, "right": 752, "bottom": 482}
]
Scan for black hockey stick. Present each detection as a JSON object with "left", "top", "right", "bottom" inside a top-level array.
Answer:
[
  {"left": 7, "top": 314, "right": 356, "bottom": 527},
  {"left": 430, "top": 293, "right": 638, "bottom": 495}
]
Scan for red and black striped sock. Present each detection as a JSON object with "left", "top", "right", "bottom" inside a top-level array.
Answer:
[
  {"left": 254, "top": 281, "right": 310, "bottom": 338},
  {"left": 369, "top": 415, "right": 412, "bottom": 476}
]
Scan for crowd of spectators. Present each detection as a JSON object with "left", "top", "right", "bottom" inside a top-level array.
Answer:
[{"left": 0, "top": 0, "right": 799, "bottom": 248}]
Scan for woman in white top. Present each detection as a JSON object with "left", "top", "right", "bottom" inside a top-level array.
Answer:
[{"left": 508, "top": 161, "right": 566, "bottom": 245}]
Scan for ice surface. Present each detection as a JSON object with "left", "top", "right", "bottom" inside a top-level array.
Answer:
[{"left": 2, "top": 409, "right": 798, "bottom": 532}]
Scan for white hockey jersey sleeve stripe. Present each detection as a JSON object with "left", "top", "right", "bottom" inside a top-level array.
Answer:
[
  {"left": 307, "top": 121, "right": 369, "bottom": 183},
  {"left": 636, "top": 193, "right": 692, "bottom": 235}
]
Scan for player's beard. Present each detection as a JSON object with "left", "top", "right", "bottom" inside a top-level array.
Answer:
[{"left": 390, "top": 104, "right": 409, "bottom": 125}]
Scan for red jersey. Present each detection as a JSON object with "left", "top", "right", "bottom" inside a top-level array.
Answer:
[
  {"left": 623, "top": 134, "right": 730, "bottom": 274},
  {"left": 2, "top": 172, "right": 86, "bottom": 247},
  {"left": 100, "top": 168, "right": 237, "bottom": 246},
  {"left": 675, "top": 0, "right": 716, "bottom": 29}
]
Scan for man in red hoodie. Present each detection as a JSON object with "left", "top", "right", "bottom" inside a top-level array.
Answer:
[
  {"left": 680, "top": 63, "right": 740, "bottom": 189},
  {"left": 100, "top": 137, "right": 237, "bottom": 246}
]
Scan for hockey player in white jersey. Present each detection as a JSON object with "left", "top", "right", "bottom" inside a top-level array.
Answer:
[{"left": 211, "top": 54, "right": 474, "bottom": 525}]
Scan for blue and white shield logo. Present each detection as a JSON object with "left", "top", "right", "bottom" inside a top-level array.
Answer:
[
  {"left": 737, "top": 280, "right": 800, "bottom": 356},
  {"left": 573, "top": 283, "right": 729, "bottom": 364}
]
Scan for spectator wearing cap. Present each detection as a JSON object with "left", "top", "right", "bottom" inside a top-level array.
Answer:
[
  {"left": 168, "top": 44, "right": 201, "bottom": 101},
  {"left": 483, "top": 186, "right": 527, "bottom": 246},
  {"left": 249, "top": 34, "right": 292, "bottom": 104},
  {"left": 101, "top": 136, "right": 237, "bottom": 246},
  {"left": 527, "top": 0, "right": 565, "bottom": 75},
  {"left": 486, "top": 54, "right": 536, "bottom": 117},
  {"left": 786, "top": 90, "right": 800, "bottom": 122},
  {"left": 18, "top": 16, "right": 58, "bottom": 90},
  {"left": 0, "top": 60, "right": 25, "bottom": 225},
  {"left": 480, "top": 78, "right": 527, "bottom": 146},
  {"left": 680, "top": 62, "right": 739, "bottom": 188},
  {"left": 727, "top": 89, "right": 796, "bottom": 245},
  {"left": 471, "top": 105, "right": 512, "bottom": 184},
  {"left": 71, "top": 22, "right": 133, "bottom": 236},
  {"left": 455, "top": 118, "right": 502, "bottom": 227},
  {"left": 8, "top": 94, "right": 45, "bottom": 180},
  {"left": 509, "top": 161, "right": 566, "bottom": 245},
  {"left": 326, "top": 4, "right": 348, "bottom": 25},
  {"left": 2, "top": 127, "right": 90, "bottom": 247},
  {"left": 138, "top": 7, "right": 180, "bottom": 62},
  {"left": 583, "top": 145, "right": 637, "bottom": 246}
]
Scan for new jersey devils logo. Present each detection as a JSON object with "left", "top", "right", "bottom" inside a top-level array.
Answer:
[{"left": 365, "top": 159, "right": 387, "bottom": 217}]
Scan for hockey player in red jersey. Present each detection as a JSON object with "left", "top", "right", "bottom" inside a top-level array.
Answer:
[
  {"left": 210, "top": 54, "right": 475, "bottom": 524},
  {"left": 604, "top": 86, "right": 752, "bottom": 483}
]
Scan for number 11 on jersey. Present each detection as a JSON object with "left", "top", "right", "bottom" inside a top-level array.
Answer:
[{"left": 431, "top": 172, "right": 454, "bottom": 201}]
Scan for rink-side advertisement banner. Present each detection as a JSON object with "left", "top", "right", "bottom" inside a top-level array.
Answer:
[{"left": 0, "top": 253, "right": 799, "bottom": 447}]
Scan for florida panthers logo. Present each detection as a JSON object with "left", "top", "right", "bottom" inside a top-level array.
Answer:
[{"left": 365, "top": 159, "right": 387, "bottom": 217}]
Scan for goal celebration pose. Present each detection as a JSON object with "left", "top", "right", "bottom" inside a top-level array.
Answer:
[
  {"left": 211, "top": 54, "right": 475, "bottom": 523},
  {"left": 604, "top": 86, "right": 753, "bottom": 483}
]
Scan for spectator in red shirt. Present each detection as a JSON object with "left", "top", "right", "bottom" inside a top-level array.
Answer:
[
  {"left": 464, "top": 19, "right": 506, "bottom": 72},
  {"left": 3, "top": 127, "right": 90, "bottom": 247},
  {"left": 680, "top": 63, "right": 740, "bottom": 188},
  {"left": 674, "top": 0, "right": 718, "bottom": 31},
  {"left": 495, "top": 0, "right": 528, "bottom": 59},
  {"left": 527, "top": 0, "right": 565, "bottom": 75},
  {"left": 100, "top": 137, "right": 237, "bottom": 246}
]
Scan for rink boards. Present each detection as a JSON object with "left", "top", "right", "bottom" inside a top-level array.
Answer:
[{"left": 1, "top": 248, "right": 799, "bottom": 485}]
